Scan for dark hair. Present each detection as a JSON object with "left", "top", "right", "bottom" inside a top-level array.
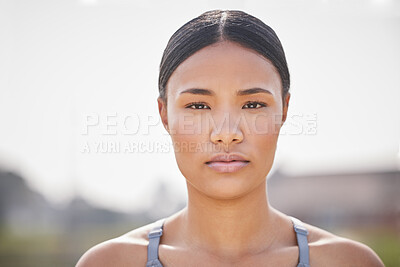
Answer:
[{"left": 158, "top": 9, "right": 290, "bottom": 103}]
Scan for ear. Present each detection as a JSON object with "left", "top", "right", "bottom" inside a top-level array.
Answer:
[
  {"left": 157, "top": 97, "right": 169, "bottom": 132},
  {"left": 281, "top": 92, "right": 290, "bottom": 125}
]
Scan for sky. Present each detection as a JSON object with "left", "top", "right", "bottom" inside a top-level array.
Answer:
[{"left": 1, "top": 0, "right": 399, "bottom": 213}]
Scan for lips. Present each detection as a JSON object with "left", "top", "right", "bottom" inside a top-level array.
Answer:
[
  {"left": 205, "top": 153, "right": 250, "bottom": 173},
  {"left": 205, "top": 153, "right": 249, "bottom": 164}
]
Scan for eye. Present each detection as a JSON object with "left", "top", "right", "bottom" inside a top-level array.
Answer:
[
  {"left": 185, "top": 102, "right": 211, "bottom": 110},
  {"left": 242, "top": 101, "right": 267, "bottom": 109}
]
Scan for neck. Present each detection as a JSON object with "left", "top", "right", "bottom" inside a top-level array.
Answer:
[{"left": 178, "top": 179, "right": 278, "bottom": 259}]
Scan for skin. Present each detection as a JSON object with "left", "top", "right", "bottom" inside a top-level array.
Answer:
[{"left": 76, "top": 41, "right": 384, "bottom": 267}]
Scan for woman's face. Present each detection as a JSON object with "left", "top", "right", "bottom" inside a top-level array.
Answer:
[{"left": 158, "top": 41, "right": 290, "bottom": 199}]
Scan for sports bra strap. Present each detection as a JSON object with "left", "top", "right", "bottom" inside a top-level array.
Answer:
[
  {"left": 289, "top": 216, "right": 310, "bottom": 267},
  {"left": 146, "top": 218, "right": 166, "bottom": 267}
]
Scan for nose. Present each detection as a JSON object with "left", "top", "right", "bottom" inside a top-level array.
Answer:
[{"left": 209, "top": 111, "right": 244, "bottom": 149}]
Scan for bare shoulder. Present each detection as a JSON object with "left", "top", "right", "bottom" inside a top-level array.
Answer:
[
  {"left": 75, "top": 222, "right": 158, "bottom": 267},
  {"left": 304, "top": 222, "right": 385, "bottom": 267}
]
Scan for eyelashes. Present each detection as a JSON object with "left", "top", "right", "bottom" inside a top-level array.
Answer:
[
  {"left": 243, "top": 101, "right": 267, "bottom": 109},
  {"left": 185, "top": 102, "right": 211, "bottom": 109},
  {"left": 184, "top": 101, "right": 267, "bottom": 110}
]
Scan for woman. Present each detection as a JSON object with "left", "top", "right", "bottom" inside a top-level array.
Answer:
[{"left": 77, "top": 10, "right": 384, "bottom": 267}]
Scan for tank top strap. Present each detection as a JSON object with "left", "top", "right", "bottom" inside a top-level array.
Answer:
[
  {"left": 146, "top": 218, "right": 166, "bottom": 267},
  {"left": 289, "top": 216, "right": 310, "bottom": 267}
]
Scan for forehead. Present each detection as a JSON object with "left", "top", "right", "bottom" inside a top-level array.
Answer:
[{"left": 166, "top": 41, "right": 282, "bottom": 98}]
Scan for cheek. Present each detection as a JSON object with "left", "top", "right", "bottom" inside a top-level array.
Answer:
[
  {"left": 168, "top": 112, "right": 208, "bottom": 170},
  {"left": 250, "top": 111, "right": 282, "bottom": 136},
  {"left": 245, "top": 112, "right": 281, "bottom": 171},
  {"left": 169, "top": 112, "right": 206, "bottom": 145}
]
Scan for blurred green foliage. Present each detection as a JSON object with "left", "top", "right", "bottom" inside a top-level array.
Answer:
[{"left": 0, "top": 223, "right": 139, "bottom": 267}]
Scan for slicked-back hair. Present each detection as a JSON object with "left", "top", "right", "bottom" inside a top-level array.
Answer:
[{"left": 159, "top": 9, "right": 290, "bottom": 103}]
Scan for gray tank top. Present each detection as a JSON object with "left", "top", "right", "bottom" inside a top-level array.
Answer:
[{"left": 146, "top": 216, "right": 310, "bottom": 267}]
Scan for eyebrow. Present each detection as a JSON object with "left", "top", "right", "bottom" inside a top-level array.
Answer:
[{"left": 179, "top": 87, "right": 273, "bottom": 96}]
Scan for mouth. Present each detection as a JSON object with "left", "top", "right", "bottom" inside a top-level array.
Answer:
[
  {"left": 206, "top": 153, "right": 249, "bottom": 163},
  {"left": 205, "top": 159, "right": 250, "bottom": 164},
  {"left": 205, "top": 160, "right": 250, "bottom": 173}
]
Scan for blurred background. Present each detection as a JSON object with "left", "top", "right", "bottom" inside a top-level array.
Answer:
[{"left": 1, "top": 0, "right": 399, "bottom": 266}]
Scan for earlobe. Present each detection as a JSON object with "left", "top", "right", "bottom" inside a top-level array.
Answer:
[
  {"left": 157, "top": 97, "right": 169, "bottom": 132},
  {"left": 281, "top": 92, "right": 290, "bottom": 125}
]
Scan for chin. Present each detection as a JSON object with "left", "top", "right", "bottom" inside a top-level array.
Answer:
[{"left": 199, "top": 175, "right": 256, "bottom": 200}]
